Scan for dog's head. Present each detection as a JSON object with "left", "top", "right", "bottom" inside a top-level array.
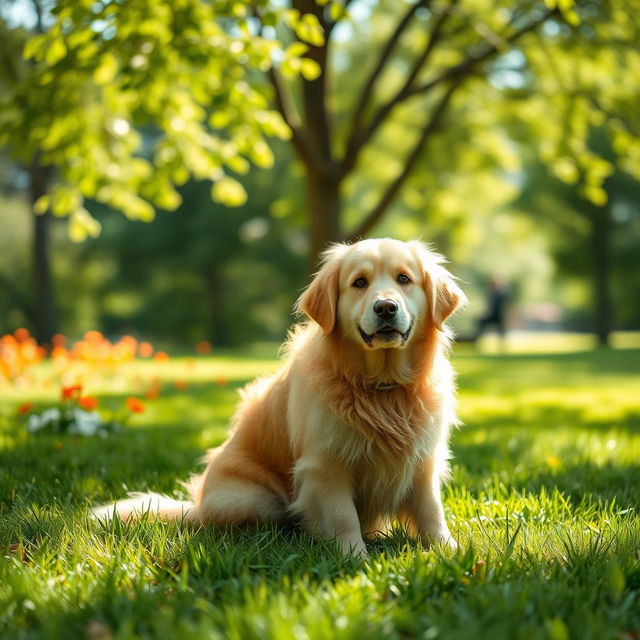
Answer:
[{"left": 297, "top": 238, "right": 466, "bottom": 350}]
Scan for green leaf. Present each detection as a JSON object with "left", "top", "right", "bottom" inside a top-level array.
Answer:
[
  {"left": 211, "top": 176, "right": 248, "bottom": 207},
  {"left": 33, "top": 195, "right": 50, "bottom": 215},
  {"left": 68, "top": 208, "right": 102, "bottom": 242},
  {"left": 44, "top": 37, "right": 67, "bottom": 65},
  {"left": 581, "top": 185, "right": 608, "bottom": 206},
  {"left": 251, "top": 140, "right": 274, "bottom": 169},
  {"left": 297, "top": 14, "right": 325, "bottom": 47},
  {"left": 154, "top": 186, "right": 182, "bottom": 210},
  {"left": 285, "top": 42, "right": 309, "bottom": 59},
  {"left": 329, "top": 3, "right": 347, "bottom": 22},
  {"left": 299, "top": 58, "right": 321, "bottom": 81},
  {"left": 51, "top": 187, "right": 81, "bottom": 217},
  {"left": 23, "top": 34, "right": 47, "bottom": 61},
  {"left": 94, "top": 53, "right": 119, "bottom": 85}
]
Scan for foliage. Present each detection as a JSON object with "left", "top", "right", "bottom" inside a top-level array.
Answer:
[
  {"left": 515, "top": 130, "right": 640, "bottom": 331},
  {"left": 1, "top": 344, "right": 639, "bottom": 638},
  {"left": 0, "top": 0, "right": 324, "bottom": 238},
  {"left": 3, "top": 0, "right": 640, "bottom": 247}
]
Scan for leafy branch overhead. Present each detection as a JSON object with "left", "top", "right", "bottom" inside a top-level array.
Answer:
[
  {"left": 2, "top": 0, "right": 640, "bottom": 246},
  {"left": 1, "top": 0, "right": 324, "bottom": 239}
]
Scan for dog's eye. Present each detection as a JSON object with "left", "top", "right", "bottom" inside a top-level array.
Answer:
[
  {"left": 352, "top": 277, "right": 368, "bottom": 289},
  {"left": 397, "top": 274, "right": 411, "bottom": 285}
]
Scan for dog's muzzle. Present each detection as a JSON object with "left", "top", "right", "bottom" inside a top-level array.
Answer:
[{"left": 358, "top": 322, "right": 413, "bottom": 346}]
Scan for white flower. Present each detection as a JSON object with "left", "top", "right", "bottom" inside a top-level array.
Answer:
[
  {"left": 27, "top": 408, "right": 61, "bottom": 433},
  {"left": 40, "top": 408, "right": 61, "bottom": 424},
  {"left": 27, "top": 414, "right": 43, "bottom": 433},
  {"left": 69, "top": 409, "right": 102, "bottom": 436}
]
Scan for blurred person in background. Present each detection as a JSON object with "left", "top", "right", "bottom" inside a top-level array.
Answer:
[{"left": 475, "top": 275, "right": 509, "bottom": 342}]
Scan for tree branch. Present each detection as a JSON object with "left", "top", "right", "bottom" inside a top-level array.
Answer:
[
  {"left": 345, "top": 82, "right": 461, "bottom": 241},
  {"left": 343, "top": 0, "right": 428, "bottom": 164},
  {"left": 293, "top": 0, "right": 337, "bottom": 175},
  {"left": 343, "top": 0, "right": 457, "bottom": 177},
  {"left": 408, "top": 7, "right": 557, "bottom": 98},
  {"left": 266, "top": 66, "right": 317, "bottom": 169},
  {"left": 342, "top": 5, "right": 557, "bottom": 177}
]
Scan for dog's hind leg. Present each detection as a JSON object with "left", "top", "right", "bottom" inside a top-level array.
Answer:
[{"left": 196, "top": 475, "right": 287, "bottom": 525}]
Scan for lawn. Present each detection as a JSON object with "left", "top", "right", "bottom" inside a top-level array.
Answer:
[{"left": 1, "top": 344, "right": 639, "bottom": 639}]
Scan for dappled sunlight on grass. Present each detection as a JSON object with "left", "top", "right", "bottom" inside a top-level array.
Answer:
[
  {"left": 1, "top": 343, "right": 639, "bottom": 638},
  {"left": 473, "top": 330, "right": 640, "bottom": 353}
]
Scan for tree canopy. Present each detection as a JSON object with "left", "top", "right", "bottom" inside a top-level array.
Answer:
[{"left": 2, "top": 0, "right": 640, "bottom": 256}]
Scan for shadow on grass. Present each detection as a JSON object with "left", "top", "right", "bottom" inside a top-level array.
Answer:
[
  {"left": 455, "top": 348, "right": 640, "bottom": 391},
  {"left": 519, "top": 461, "right": 640, "bottom": 508}
]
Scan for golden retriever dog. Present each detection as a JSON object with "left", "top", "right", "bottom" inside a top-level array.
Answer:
[{"left": 93, "top": 238, "right": 466, "bottom": 555}]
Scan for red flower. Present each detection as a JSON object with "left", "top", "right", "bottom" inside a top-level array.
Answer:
[
  {"left": 78, "top": 396, "right": 99, "bottom": 410},
  {"left": 17, "top": 402, "right": 34, "bottom": 415},
  {"left": 125, "top": 397, "right": 145, "bottom": 413},
  {"left": 61, "top": 384, "right": 83, "bottom": 400}
]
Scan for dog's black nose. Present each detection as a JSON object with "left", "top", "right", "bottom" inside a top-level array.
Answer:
[{"left": 373, "top": 299, "right": 398, "bottom": 318}]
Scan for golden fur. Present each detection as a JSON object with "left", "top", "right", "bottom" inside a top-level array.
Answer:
[{"left": 92, "top": 238, "right": 467, "bottom": 555}]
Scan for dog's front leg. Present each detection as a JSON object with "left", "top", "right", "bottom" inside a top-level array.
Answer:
[
  {"left": 290, "top": 460, "right": 367, "bottom": 556},
  {"left": 401, "top": 454, "right": 457, "bottom": 550}
]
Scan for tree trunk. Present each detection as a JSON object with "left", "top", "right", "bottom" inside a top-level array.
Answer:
[
  {"left": 202, "top": 268, "right": 231, "bottom": 347},
  {"left": 307, "top": 171, "right": 342, "bottom": 270},
  {"left": 29, "top": 157, "right": 57, "bottom": 344},
  {"left": 590, "top": 206, "right": 612, "bottom": 347}
]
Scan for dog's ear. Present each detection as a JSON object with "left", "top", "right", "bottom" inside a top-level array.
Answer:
[
  {"left": 411, "top": 242, "right": 467, "bottom": 329},
  {"left": 295, "top": 244, "right": 347, "bottom": 333},
  {"left": 426, "top": 269, "right": 467, "bottom": 329}
]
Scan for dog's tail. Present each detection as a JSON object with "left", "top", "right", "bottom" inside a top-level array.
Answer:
[{"left": 91, "top": 492, "right": 198, "bottom": 524}]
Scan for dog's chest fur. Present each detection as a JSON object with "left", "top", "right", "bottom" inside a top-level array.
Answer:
[{"left": 321, "top": 402, "right": 442, "bottom": 519}]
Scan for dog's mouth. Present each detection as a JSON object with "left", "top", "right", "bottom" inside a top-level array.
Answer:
[{"left": 358, "top": 323, "right": 413, "bottom": 347}]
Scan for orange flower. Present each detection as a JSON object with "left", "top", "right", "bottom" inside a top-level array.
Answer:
[
  {"left": 125, "top": 397, "right": 145, "bottom": 413},
  {"left": 14, "top": 328, "right": 30, "bottom": 342},
  {"left": 145, "top": 387, "right": 160, "bottom": 400},
  {"left": 78, "top": 396, "right": 99, "bottom": 410},
  {"left": 138, "top": 342, "right": 154, "bottom": 358},
  {"left": 51, "top": 334, "right": 67, "bottom": 347},
  {"left": 215, "top": 377, "right": 228, "bottom": 387},
  {"left": 196, "top": 340, "right": 212, "bottom": 355},
  {"left": 174, "top": 380, "right": 187, "bottom": 391},
  {"left": 61, "top": 384, "right": 83, "bottom": 400},
  {"left": 154, "top": 351, "right": 169, "bottom": 362},
  {"left": 17, "top": 402, "right": 34, "bottom": 415},
  {"left": 84, "top": 330, "right": 103, "bottom": 343}
]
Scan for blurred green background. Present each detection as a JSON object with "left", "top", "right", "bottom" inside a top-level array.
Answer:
[{"left": 1, "top": 0, "right": 639, "bottom": 348}]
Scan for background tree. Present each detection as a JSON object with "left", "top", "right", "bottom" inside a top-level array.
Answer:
[
  {"left": 4, "top": 0, "right": 640, "bottom": 261},
  {"left": 0, "top": 8, "right": 58, "bottom": 342},
  {"left": 516, "top": 135, "right": 640, "bottom": 346},
  {"left": 2, "top": 0, "right": 640, "bottom": 344}
]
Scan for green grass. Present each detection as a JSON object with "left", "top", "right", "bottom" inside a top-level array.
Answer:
[{"left": 1, "top": 345, "right": 639, "bottom": 639}]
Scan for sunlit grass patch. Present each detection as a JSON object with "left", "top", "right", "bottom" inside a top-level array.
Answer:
[{"left": 1, "top": 345, "right": 639, "bottom": 639}]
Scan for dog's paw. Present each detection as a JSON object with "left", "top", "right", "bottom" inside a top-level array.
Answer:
[
  {"left": 421, "top": 530, "right": 458, "bottom": 551},
  {"left": 340, "top": 537, "right": 368, "bottom": 558},
  {"left": 434, "top": 531, "right": 458, "bottom": 551},
  {"left": 440, "top": 535, "right": 458, "bottom": 551}
]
